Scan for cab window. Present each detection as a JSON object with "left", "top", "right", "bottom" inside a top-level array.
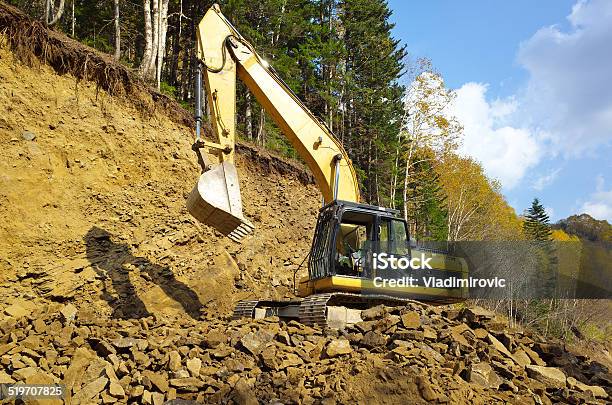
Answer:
[
  {"left": 379, "top": 219, "right": 409, "bottom": 255},
  {"left": 391, "top": 220, "right": 408, "bottom": 243},
  {"left": 334, "top": 211, "right": 374, "bottom": 277}
]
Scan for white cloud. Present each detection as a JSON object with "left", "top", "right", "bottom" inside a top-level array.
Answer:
[
  {"left": 518, "top": 0, "right": 612, "bottom": 155},
  {"left": 451, "top": 82, "right": 541, "bottom": 189},
  {"left": 532, "top": 168, "right": 561, "bottom": 191},
  {"left": 545, "top": 206, "right": 556, "bottom": 220},
  {"left": 580, "top": 175, "right": 612, "bottom": 221},
  {"left": 581, "top": 202, "right": 612, "bottom": 221},
  {"left": 449, "top": 0, "right": 612, "bottom": 193}
]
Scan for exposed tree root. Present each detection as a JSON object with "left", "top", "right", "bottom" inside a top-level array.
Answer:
[
  {"left": 0, "top": 1, "right": 191, "bottom": 127},
  {"left": 0, "top": 1, "right": 314, "bottom": 184}
]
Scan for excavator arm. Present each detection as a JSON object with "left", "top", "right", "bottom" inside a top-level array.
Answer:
[{"left": 187, "top": 4, "right": 360, "bottom": 241}]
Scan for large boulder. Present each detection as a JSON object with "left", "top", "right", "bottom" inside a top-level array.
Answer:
[
  {"left": 567, "top": 377, "right": 608, "bottom": 399},
  {"left": 326, "top": 339, "right": 352, "bottom": 358},
  {"left": 239, "top": 330, "right": 275, "bottom": 355},
  {"left": 525, "top": 365, "right": 566, "bottom": 389},
  {"left": 361, "top": 305, "right": 386, "bottom": 320},
  {"left": 400, "top": 311, "right": 420, "bottom": 329},
  {"left": 468, "top": 362, "right": 503, "bottom": 389}
]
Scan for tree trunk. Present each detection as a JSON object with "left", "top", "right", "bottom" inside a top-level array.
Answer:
[
  {"left": 169, "top": 0, "right": 183, "bottom": 87},
  {"left": 390, "top": 134, "right": 401, "bottom": 209},
  {"left": 113, "top": 0, "right": 121, "bottom": 60},
  {"left": 366, "top": 137, "right": 372, "bottom": 202},
  {"left": 374, "top": 138, "right": 380, "bottom": 206},
  {"left": 148, "top": 0, "right": 160, "bottom": 79},
  {"left": 155, "top": 0, "right": 170, "bottom": 89},
  {"left": 181, "top": 46, "right": 191, "bottom": 100},
  {"left": 48, "top": 0, "right": 65, "bottom": 26},
  {"left": 327, "top": 0, "right": 333, "bottom": 131},
  {"left": 339, "top": 81, "right": 345, "bottom": 144},
  {"left": 245, "top": 90, "right": 253, "bottom": 139},
  {"left": 140, "top": 0, "right": 153, "bottom": 78},
  {"left": 275, "top": 0, "right": 287, "bottom": 44},
  {"left": 257, "top": 108, "right": 266, "bottom": 146},
  {"left": 45, "top": 0, "right": 50, "bottom": 24},
  {"left": 71, "top": 0, "right": 75, "bottom": 37},
  {"left": 402, "top": 148, "right": 411, "bottom": 223},
  {"left": 182, "top": 0, "right": 199, "bottom": 102}
]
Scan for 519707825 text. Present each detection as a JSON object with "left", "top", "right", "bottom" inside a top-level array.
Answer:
[{"left": 0, "top": 384, "right": 65, "bottom": 400}]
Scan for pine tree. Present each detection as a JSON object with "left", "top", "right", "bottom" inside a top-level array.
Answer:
[
  {"left": 522, "top": 199, "right": 558, "bottom": 333},
  {"left": 404, "top": 149, "right": 448, "bottom": 241},
  {"left": 340, "top": 0, "right": 406, "bottom": 204},
  {"left": 523, "top": 198, "right": 552, "bottom": 240}
]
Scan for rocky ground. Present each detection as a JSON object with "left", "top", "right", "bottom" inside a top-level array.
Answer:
[
  {"left": 1, "top": 302, "right": 610, "bottom": 404},
  {"left": 0, "top": 11, "right": 611, "bottom": 405}
]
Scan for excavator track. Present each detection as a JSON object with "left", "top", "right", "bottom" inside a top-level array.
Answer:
[
  {"left": 298, "top": 292, "right": 430, "bottom": 327},
  {"left": 298, "top": 293, "right": 334, "bottom": 327},
  {"left": 232, "top": 300, "right": 260, "bottom": 320},
  {"left": 233, "top": 292, "right": 431, "bottom": 327}
]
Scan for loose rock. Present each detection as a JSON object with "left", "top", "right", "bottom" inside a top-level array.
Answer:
[
  {"left": 525, "top": 365, "right": 567, "bottom": 389},
  {"left": 326, "top": 339, "right": 352, "bottom": 357}
]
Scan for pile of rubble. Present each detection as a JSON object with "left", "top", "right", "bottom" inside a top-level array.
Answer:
[{"left": 1, "top": 301, "right": 609, "bottom": 404}]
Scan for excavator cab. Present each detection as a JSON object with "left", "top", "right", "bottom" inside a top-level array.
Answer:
[
  {"left": 308, "top": 200, "right": 409, "bottom": 281},
  {"left": 299, "top": 199, "right": 468, "bottom": 304},
  {"left": 235, "top": 199, "right": 467, "bottom": 325}
]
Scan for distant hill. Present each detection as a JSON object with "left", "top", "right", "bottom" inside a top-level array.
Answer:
[{"left": 554, "top": 214, "right": 612, "bottom": 242}]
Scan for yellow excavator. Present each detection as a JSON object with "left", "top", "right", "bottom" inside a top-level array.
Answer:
[{"left": 187, "top": 5, "right": 467, "bottom": 326}]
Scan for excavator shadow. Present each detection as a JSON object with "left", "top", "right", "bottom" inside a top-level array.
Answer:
[{"left": 84, "top": 226, "right": 202, "bottom": 320}]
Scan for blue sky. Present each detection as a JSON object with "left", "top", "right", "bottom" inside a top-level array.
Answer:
[{"left": 388, "top": 0, "right": 612, "bottom": 222}]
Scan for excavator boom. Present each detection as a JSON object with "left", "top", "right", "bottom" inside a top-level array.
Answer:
[
  {"left": 188, "top": 5, "right": 467, "bottom": 326},
  {"left": 187, "top": 5, "right": 360, "bottom": 241}
]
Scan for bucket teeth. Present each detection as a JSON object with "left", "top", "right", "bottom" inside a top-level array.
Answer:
[{"left": 228, "top": 222, "right": 255, "bottom": 242}]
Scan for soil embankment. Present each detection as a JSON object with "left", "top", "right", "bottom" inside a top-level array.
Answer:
[{"left": 0, "top": 31, "right": 320, "bottom": 320}]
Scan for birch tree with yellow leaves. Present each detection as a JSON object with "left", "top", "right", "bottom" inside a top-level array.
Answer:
[
  {"left": 393, "top": 71, "right": 461, "bottom": 232},
  {"left": 437, "top": 154, "right": 522, "bottom": 241}
]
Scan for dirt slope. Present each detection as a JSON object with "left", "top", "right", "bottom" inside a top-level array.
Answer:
[{"left": 0, "top": 38, "right": 320, "bottom": 321}]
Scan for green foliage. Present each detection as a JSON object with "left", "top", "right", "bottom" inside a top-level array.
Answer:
[
  {"left": 82, "top": 36, "right": 114, "bottom": 54},
  {"left": 264, "top": 120, "right": 299, "bottom": 160},
  {"left": 160, "top": 81, "right": 177, "bottom": 98},
  {"left": 580, "top": 322, "right": 610, "bottom": 343},
  {"left": 405, "top": 152, "right": 448, "bottom": 240},
  {"left": 179, "top": 99, "right": 192, "bottom": 111},
  {"left": 339, "top": 0, "right": 407, "bottom": 203},
  {"left": 437, "top": 154, "right": 523, "bottom": 241},
  {"left": 523, "top": 198, "right": 552, "bottom": 241}
]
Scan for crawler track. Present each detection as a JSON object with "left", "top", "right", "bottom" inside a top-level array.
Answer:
[
  {"left": 233, "top": 292, "right": 433, "bottom": 327},
  {"left": 232, "top": 300, "right": 260, "bottom": 320}
]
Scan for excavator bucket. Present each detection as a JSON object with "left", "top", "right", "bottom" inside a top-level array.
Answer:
[{"left": 187, "top": 161, "right": 254, "bottom": 242}]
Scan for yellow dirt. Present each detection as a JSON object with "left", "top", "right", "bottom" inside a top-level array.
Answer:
[{"left": 0, "top": 39, "right": 321, "bottom": 321}]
